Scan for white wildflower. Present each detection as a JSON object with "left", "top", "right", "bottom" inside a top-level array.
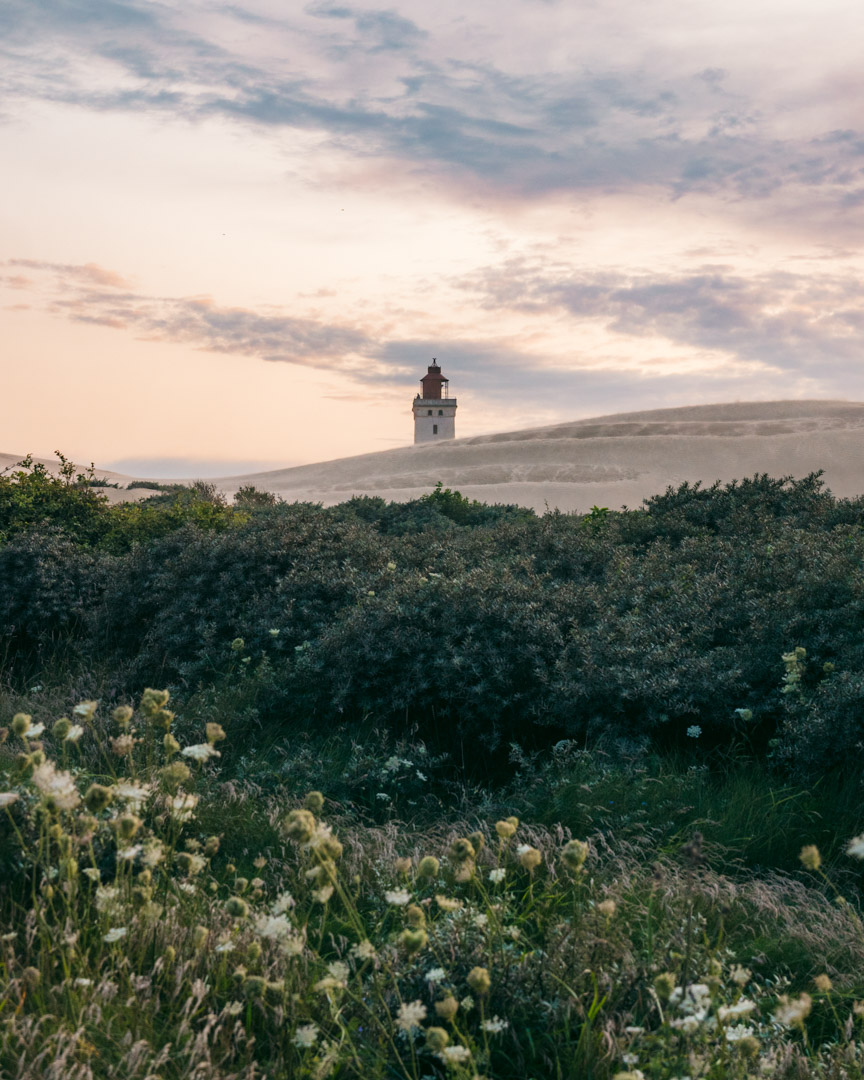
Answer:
[
  {"left": 726, "top": 1024, "right": 756, "bottom": 1042},
  {"left": 113, "top": 781, "right": 152, "bottom": 810},
  {"left": 435, "top": 895, "right": 462, "bottom": 912},
  {"left": 117, "top": 845, "right": 142, "bottom": 862},
  {"left": 670, "top": 1014, "right": 704, "bottom": 1033},
  {"left": 488, "top": 868, "right": 506, "bottom": 883},
  {"left": 460, "top": 995, "right": 475, "bottom": 1012},
  {"left": 177, "top": 881, "right": 196, "bottom": 894},
  {"left": 515, "top": 843, "right": 532, "bottom": 856},
  {"left": 730, "top": 965, "right": 751, "bottom": 986},
  {"left": 328, "top": 961, "right": 350, "bottom": 981},
  {"left": 181, "top": 743, "right": 220, "bottom": 762},
  {"left": 103, "top": 927, "right": 127, "bottom": 943},
  {"left": 167, "top": 793, "right": 198, "bottom": 821},
  {"left": 622, "top": 1053, "right": 640, "bottom": 1065},
  {"left": 376, "top": 792, "right": 390, "bottom": 800},
  {"left": 294, "top": 1023, "right": 319, "bottom": 1049},
  {"left": 395, "top": 1000, "right": 427, "bottom": 1032},
  {"left": 82, "top": 867, "right": 101, "bottom": 882},
  {"left": 774, "top": 993, "right": 812, "bottom": 1027},
  {"left": 473, "top": 913, "right": 489, "bottom": 928},
  {"left": 224, "top": 1001, "right": 243, "bottom": 1016},
  {"left": 441, "top": 1045, "right": 471, "bottom": 1063},
  {"left": 482, "top": 1016, "right": 509, "bottom": 1033},
  {"left": 74, "top": 977, "right": 93, "bottom": 987},
  {"left": 846, "top": 834, "right": 864, "bottom": 859},
  {"left": 384, "top": 888, "right": 411, "bottom": 905},
  {"left": 64, "top": 724, "right": 84, "bottom": 743},
  {"left": 687, "top": 725, "right": 702, "bottom": 738},
  {"left": 271, "top": 891, "right": 295, "bottom": 914},
  {"left": 351, "top": 940, "right": 376, "bottom": 961},
  {"left": 426, "top": 967, "right": 447, "bottom": 983},
  {"left": 0, "top": 793, "right": 20, "bottom": 809},
  {"left": 73, "top": 701, "right": 98, "bottom": 719},
  {"left": 94, "top": 886, "right": 121, "bottom": 915},
  {"left": 27, "top": 722, "right": 46, "bottom": 738},
  {"left": 313, "top": 884, "right": 334, "bottom": 904},
  {"left": 255, "top": 913, "right": 295, "bottom": 941},
  {"left": 718, "top": 999, "right": 757, "bottom": 1021},
  {"left": 215, "top": 938, "right": 236, "bottom": 953},
  {"left": 142, "top": 840, "right": 165, "bottom": 867},
  {"left": 32, "top": 761, "right": 80, "bottom": 810}
]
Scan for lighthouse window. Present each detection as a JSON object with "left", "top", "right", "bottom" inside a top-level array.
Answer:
[
  {"left": 438, "top": 409, "right": 443, "bottom": 415},
  {"left": 427, "top": 409, "right": 433, "bottom": 415},
  {"left": 433, "top": 424, "right": 438, "bottom": 434}
]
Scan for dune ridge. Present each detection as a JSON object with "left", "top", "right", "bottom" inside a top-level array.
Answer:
[{"left": 6, "top": 400, "right": 864, "bottom": 512}]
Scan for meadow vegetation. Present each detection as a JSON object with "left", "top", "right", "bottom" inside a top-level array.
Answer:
[{"left": 2, "top": 457, "right": 864, "bottom": 1078}]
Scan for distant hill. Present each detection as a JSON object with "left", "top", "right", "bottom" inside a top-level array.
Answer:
[{"left": 7, "top": 400, "right": 864, "bottom": 512}]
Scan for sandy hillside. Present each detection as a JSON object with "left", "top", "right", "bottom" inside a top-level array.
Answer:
[
  {"left": 7, "top": 400, "right": 864, "bottom": 513},
  {"left": 205, "top": 399, "right": 864, "bottom": 512}
]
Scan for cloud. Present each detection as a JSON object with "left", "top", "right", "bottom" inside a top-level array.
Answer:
[
  {"left": 2, "top": 0, "right": 864, "bottom": 220},
  {"left": 461, "top": 258, "right": 864, "bottom": 383}
]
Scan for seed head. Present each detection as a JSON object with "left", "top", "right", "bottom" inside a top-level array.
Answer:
[
  {"left": 112, "top": 706, "right": 134, "bottom": 729},
  {"left": 519, "top": 846, "right": 542, "bottom": 872},
  {"left": 22, "top": 967, "right": 41, "bottom": 989},
  {"left": 495, "top": 819, "right": 517, "bottom": 840},
  {"left": 417, "top": 855, "right": 439, "bottom": 878},
  {"left": 449, "top": 838, "right": 475, "bottom": 863},
  {"left": 204, "top": 835, "right": 221, "bottom": 858},
  {"left": 561, "top": 839, "right": 589, "bottom": 871},
  {"left": 399, "top": 928, "right": 428, "bottom": 953},
  {"left": 467, "top": 967, "right": 491, "bottom": 995},
  {"left": 303, "top": 790, "right": 324, "bottom": 813},
  {"left": 468, "top": 830, "right": 485, "bottom": 854},
  {"left": 52, "top": 718, "right": 71, "bottom": 740},
  {"left": 434, "top": 996, "right": 459, "bottom": 1021},
  {"left": 163, "top": 733, "right": 181, "bottom": 758},
  {"left": 12, "top": 713, "right": 32, "bottom": 737},
  {"left": 283, "top": 809, "right": 316, "bottom": 844},
  {"left": 653, "top": 972, "right": 676, "bottom": 1001},
  {"left": 799, "top": 845, "right": 821, "bottom": 871},
  {"left": 814, "top": 974, "right": 833, "bottom": 993},
  {"left": 406, "top": 903, "right": 426, "bottom": 929},
  {"left": 225, "top": 897, "right": 249, "bottom": 919},
  {"left": 393, "top": 856, "right": 412, "bottom": 874},
  {"left": 160, "top": 761, "right": 191, "bottom": 792},
  {"left": 192, "top": 926, "right": 209, "bottom": 950},
  {"left": 425, "top": 1027, "right": 450, "bottom": 1052}
]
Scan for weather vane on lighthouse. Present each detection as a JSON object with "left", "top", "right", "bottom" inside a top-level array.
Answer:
[{"left": 413, "top": 359, "right": 457, "bottom": 444}]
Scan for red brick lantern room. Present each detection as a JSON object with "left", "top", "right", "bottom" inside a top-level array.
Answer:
[{"left": 420, "top": 360, "right": 449, "bottom": 400}]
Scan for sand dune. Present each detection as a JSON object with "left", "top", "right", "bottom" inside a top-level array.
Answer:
[
  {"left": 204, "top": 399, "right": 864, "bottom": 512},
  {"left": 7, "top": 400, "right": 864, "bottom": 513}
]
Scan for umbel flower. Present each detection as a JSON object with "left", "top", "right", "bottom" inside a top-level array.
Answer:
[{"left": 32, "top": 761, "right": 80, "bottom": 811}]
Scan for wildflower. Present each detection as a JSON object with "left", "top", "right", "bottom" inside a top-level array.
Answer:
[
  {"left": 612, "top": 1073, "right": 644, "bottom": 1080},
  {"left": 718, "top": 1000, "right": 756, "bottom": 1021},
  {"left": 846, "top": 834, "right": 864, "bottom": 859},
  {"left": 730, "top": 965, "right": 751, "bottom": 987},
  {"left": 52, "top": 717, "right": 70, "bottom": 740},
  {"left": 440, "top": 1045, "right": 471, "bottom": 1064},
  {"left": 561, "top": 839, "right": 589, "bottom": 871},
  {"left": 294, "top": 1024, "right": 319, "bottom": 1049},
  {"left": 670, "top": 1015, "right": 703, "bottom": 1033},
  {"left": 112, "top": 705, "right": 133, "bottom": 728},
  {"left": 394, "top": 856, "right": 412, "bottom": 874},
  {"left": 75, "top": 977, "right": 93, "bottom": 987},
  {"left": 272, "top": 891, "right": 295, "bottom": 914},
  {"left": 314, "top": 976, "right": 344, "bottom": 993},
  {"left": 435, "top": 895, "right": 462, "bottom": 912},
  {"left": 399, "top": 929, "right": 428, "bottom": 953},
  {"left": 64, "top": 724, "right": 84, "bottom": 743},
  {"left": 304, "top": 790, "right": 325, "bottom": 812},
  {"left": 0, "top": 793, "right": 20, "bottom": 809},
  {"left": 468, "top": 830, "right": 485, "bottom": 854},
  {"left": 426, "top": 968, "right": 447, "bottom": 984},
  {"left": 181, "top": 743, "right": 220, "bottom": 762},
  {"left": 205, "top": 722, "right": 226, "bottom": 744},
  {"left": 103, "top": 927, "right": 127, "bottom": 943},
  {"left": 163, "top": 733, "right": 181, "bottom": 757},
  {"left": 230, "top": 638, "right": 245, "bottom": 652},
  {"left": 799, "top": 845, "right": 822, "bottom": 870},
  {"left": 385, "top": 888, "right": 411, "bottom": 905},
  {"left": 774, "top": 993, "right": 812, "bottom": 1027},
  {"left": 482, "top": 1016, "right": 509, "bottom": 1034},
  {"left": 814, "top": 974, "right": 833, "bottom": 992},
  {"left": 426, "top": 1027, "right": 449, "bottom": 1051},
  {"left": 328, "top": 961, "right": 350, "bottom": 981},
  {"left": 117, "top": 845, "right": 142, "bottom": 861},
  {"left": 488, "top": 868, "right": 506, "bottom": 883},
  {"left": 313, "top": 884, "right": 334, "bottom": 904},
  {"left": 435, "top": 996, "right": 459, "bottom": 1021},
  {"left": 417, "top": 855, "right": 440, "bottom": 878},
  {"left": 518, "top": 845, "right": 542, "bottom": 871},
  {"left": 12, "top": 713, "right": 33, "bottom": 737},
  {"left": 167, "top": 792, "right": 198, "bottom": 821},
  {"left": 725, "top": 1024, "right": 756, "bottom": 1042},
  {"left": 141, "top": 840, "right": 165, "bottom": 867},
  {"left": 686, "top": 725, "right": 702, "bottom": 738},
  {"left": 32, "top": 761, "right": 80, "bottom": 810},
  {"left": 283, "top": 809, "right": 316, "bottom": 843},
  {"left": 192, "top": 926, "right": 209, "bottom": 950},
  {"left": 460, "top": 995, "right": 475, "bottom": 1012},
  {"left": 73, "top": 701, "right": 98, "bottom": 721},
  {"left": 473, "top": 913, "right": 488, "bottom": 928},
  {"left": 495, "top": 819, "right": 517, "bottom": 840},
  {"left": 269, "top": 627, "right": 281, "bottom": 637},
  {"left": 396, "top": 1000, "right": 427, "bottom": 1032},
  {"left": 225, "top": 897, "right": 249, "bottom": 919},
  {"left": 215, "top": 938, "right": 235, "bottom": 953},
  {"left": 467, "top": 967, "right": 491, "bottom": 995},
  {"left": 111, "top": 735, "right": 136, "bottom": 756},
  {"left": 449, "top": 837, "right": 475, "bottom": 862},
  {"left": 597, "top": 899, "right": 617, "bottom": 917}
]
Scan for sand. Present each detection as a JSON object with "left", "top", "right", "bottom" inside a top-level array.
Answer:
[{"left": 7, "top": 400, "right": 864, "bottom": 513}]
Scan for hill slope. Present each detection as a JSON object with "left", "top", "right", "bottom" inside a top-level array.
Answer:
[{"left": 208, "top": 399, "right": 864, "bottom": 511}]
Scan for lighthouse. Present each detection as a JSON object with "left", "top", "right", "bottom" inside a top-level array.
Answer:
[{"left": 413, "top": 359, "right": 457, "bottom": 444}]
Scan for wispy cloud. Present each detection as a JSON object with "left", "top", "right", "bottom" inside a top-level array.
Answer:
[{"left": 2, "top": 0, "right": 864, "bottom": 220}]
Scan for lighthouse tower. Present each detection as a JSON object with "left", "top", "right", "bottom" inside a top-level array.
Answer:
[{"left": 413, "top": 359, "right": 457, "bottom": 444}]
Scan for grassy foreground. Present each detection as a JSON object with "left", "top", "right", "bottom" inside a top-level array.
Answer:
[{"left": 3, "top": 691, "right": 864, "bottom": 1080}]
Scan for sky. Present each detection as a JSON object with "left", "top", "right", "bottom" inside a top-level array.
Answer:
[{"left": 3, "top": 0, "right": 864, "bottom": 476}]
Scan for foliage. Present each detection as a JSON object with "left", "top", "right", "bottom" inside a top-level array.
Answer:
[{"left": 4, "top": 696, "right": 864, "bottom": 1079}]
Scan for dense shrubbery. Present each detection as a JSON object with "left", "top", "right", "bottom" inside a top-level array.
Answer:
[{"left": 3, "top": 460, "right": 864, "bottom": 771}]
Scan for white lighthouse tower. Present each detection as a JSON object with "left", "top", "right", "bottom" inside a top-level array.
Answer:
[{"left": 413, "top": 359, "right": 457, "bottom": 444}]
